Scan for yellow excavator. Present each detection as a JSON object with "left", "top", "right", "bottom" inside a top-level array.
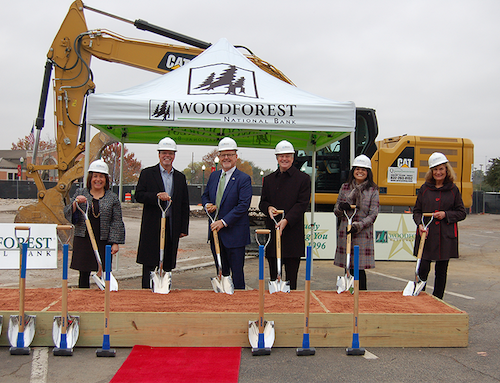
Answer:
[
  {"left": 16, "top": 1, "right": 473, "bottom": 224},
  {"left": 15, "top": 0, "right": 294, "bottom": 224}
]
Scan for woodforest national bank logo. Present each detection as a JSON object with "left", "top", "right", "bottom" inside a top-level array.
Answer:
[
  {"left": 187, "top": 64, "right": 259, "bottom": 98},
  {"left": 382, "top": 215, "right": 417, "bottom": 259}
]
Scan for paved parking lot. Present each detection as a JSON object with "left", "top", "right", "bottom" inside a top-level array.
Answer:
[{"left": 1, "top": 200, "right": 499, "bottom": 382}]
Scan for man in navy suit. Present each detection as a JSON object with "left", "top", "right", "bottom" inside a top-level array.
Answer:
[
  {"left": 202, "top": 137, "right": 252, "bottom": 289},
  {"left": 135, "top": 137, "right": 190, "bottom": 289}
]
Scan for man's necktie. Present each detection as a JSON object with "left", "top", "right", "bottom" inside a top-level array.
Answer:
[{"left": 215, "top": 172, "right": 226, "bottom": 208}]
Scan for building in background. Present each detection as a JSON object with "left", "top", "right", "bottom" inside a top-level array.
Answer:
[{"left": 0, "top": 149, "right": 58, "bottom": 181}]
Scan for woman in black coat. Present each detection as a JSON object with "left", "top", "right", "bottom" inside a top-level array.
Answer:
[
  {"left": 413, "top": 152, "right": 466, "bottom": 299},
  {"left": 64, "top": 160, "right": 125, "bottom": 288}
]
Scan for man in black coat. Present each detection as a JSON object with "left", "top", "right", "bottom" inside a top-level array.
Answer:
[
  {"left": 259, "top": 140, "right": 311, "bottom": 290},
  {"left": 135, "top": 137, "right": 190, "bottom": 289}
]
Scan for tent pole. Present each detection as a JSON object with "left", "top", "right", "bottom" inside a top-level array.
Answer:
[
  {"left": 119, "top": 135, "right": 125, "bottom": 202},
  {"left": 310, "top": 142, "right": 317, "bottom": 277},
  {"left": 350, "top": 131, "right": 355, "bottom": 165}
]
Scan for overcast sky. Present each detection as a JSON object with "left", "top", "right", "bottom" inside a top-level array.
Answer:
[{"left": 2, "top": 0, "right": 499, "bottom": 172}]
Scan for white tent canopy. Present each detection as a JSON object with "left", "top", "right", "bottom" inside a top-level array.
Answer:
[
  {"left": 87, "top": 38, "right": 356, "bottom": 151},
  {"left": 86, "top": 38, "right": 357, "bottom": 252}
]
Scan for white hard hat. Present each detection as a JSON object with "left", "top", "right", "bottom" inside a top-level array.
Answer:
[
  {"left": 352, "top": 154, "right": 372, "bottom": 169},
  {"left": 218, "top": 137, "right": 238, "bottom": 151},
  {"left": 275, "top": 140, "right": 295, "bottom": 155},
  {"left": 88, "top": 159, "right": 109, "bottom": 175},
  {"left": 157, "top": 137, "right": 177, "bottom": 152},
  {"left": 428, "top": 152, "right": 448, "bottom": 168}
]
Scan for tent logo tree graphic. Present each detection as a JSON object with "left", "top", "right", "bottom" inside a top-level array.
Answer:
[
  {"left": 188, "top": 64, "right": 259, "bottom": 98},
  {"left": 151, "top": 101, "right": 174, "bottom": 121}
]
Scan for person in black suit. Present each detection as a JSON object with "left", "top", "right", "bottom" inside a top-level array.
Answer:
[
  {"left": 259, "top": 140, "right": 311, "bottom": 290},
  {"left": 135, "top": 137, "right": 190, "bottom": 289},
  {"left": 201, "top": 137, "right": 252, "bottom": 289}
]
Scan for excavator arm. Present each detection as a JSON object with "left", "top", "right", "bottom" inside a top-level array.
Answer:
[{"left": 16, "top": 0, "right": 293, "bottom": 224}]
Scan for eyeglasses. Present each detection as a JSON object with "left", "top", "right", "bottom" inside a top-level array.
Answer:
[
  {"left": 159, "top": 151, "right": 175, "bottom": 156},
  {"left": 219, "top": 153, "right": 236, "bottom": 158}
]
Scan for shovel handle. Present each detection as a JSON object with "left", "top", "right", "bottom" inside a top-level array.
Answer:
[
  {"left": 256, "top": 229, "right": 271, "bottom": 235},
  {"left": 84, "top": 218, "right": 103, "bottom": 277},
  {"left": 255, "top": 229, "right": 272, "bottom": 249},
  {"left": 416, "top": 231, "right": 427, "bottom": 260},
  {"left": 346, "top": 222, "right": 352, "bottom": 271},
  {"left": 57, "top": 225, "right": 73, "bottom": 231},
  {"left": 212, "top": 230, "right": 223, "bottom": 277},
  {"left": 14, "top": 226, "right": 31, "bottom": 231},
  {"left": 84, "top": 219, "right": 100, "bottom": 258},
  {"left": 423, "top": 213, "right": 433, "bottom": 217},
  {"left": 159, "top": 217, "right": 166, "bottom": 256},
  {"left": 212, "top": 229, "right": 221, "bottom": 256}
]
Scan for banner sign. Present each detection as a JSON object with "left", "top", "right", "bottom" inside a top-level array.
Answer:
[
  {"left": 373, "top": 213, "right": 417, "bottom": 261},
  {"left": 304, "top": 213, "right": 417, "bottom": 261},
  {"left": 304, "top": 213, "right": 336, "bottom": 260},
  {"left": 0, "top": 224, "right": 58, "bottom": 269}
]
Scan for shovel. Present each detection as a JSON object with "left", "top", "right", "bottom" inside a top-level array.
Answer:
[
  {"left": 346, "top": 245, "right": 365, "bottom": 356},
  {"left": 269, "top": 210, "right": 290, "bottom": 294},
  {"left": 206, "top": 207, "right": 234, "bottom": 295},
  {"left": 76, "top": 201, "right": 118, "bottom": 291},
  {"left": 9, "top": 226, "right": 36, "bottom": 355},
  {"left": 96, "top": 245, "right": 116, "bottom": 357},
  {"left": 53, "top": 224, "right": 80, "bottom": 356},
  {"left": 403, "top": 213, "right": 434, "bottom": 296},
  {"left": 151, "top": 198, "right": 172, "bottom": 294},
  {"left": 249, "top": 229, "right": 275, "bottom": 355},
  {"left": 296, "top": 245, "right": 316, "bottom": 356},
  {"left": 337, "top": 205, "right": 357, "bottom": 294}
]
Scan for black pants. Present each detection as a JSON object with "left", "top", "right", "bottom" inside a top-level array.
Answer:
[
  {"left": 79, "top": 271, "right": 91, "bottom": 288},
  {"left": 267, "top": 257, "right": 300, "bottom": 290},
  {"left": 349, "top": 269, "right": 367, "bottom": 290},
  {"left": 418, "top": 259, "right": 449, "bottom": 299}
]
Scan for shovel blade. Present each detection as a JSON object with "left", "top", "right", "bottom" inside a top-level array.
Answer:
[
  {"left": 248, "top": 320, "right": 275, "bottom": 349},
  {"left": 336, "top": 275, "right": 354, "bottom": 294},
  {"left": 211, "top": 275, "right": 234, "bottom": 294},
  {"left": 413, "top": 280, "right": 426, "bottom": 296},
  {"left": 91, "top": 273, "right": 105, "bottom": 290},
  {"left": 151, "top": 271, "right": 171, "bottom": 294},
  {"left": 8, "top": 314, "right": 36, "bottom": 348},
  {"left": 92, "top": 272, "right": 118, "bottom": 291},
  {"left": 222, "top": 276, "right": 234, "bottom": 295},
  {"left": 52, "top": 315, "right": 80, "bottom": 349},
  {"left": 109, "top": 273, "right": 119, "bottom": 292},
  {"left": 268, "top": 279, "right": 290, "bottom": 294},
  {"left": 268, "top": 280, "right": 279, "bottom": 294},
  {"left": 211, "top": 276, "right": 223, "bottom": 293},
  {"left": 402, "top": 281, "right": 415, "bottom": 296}
]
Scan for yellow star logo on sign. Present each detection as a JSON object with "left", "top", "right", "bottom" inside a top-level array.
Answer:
[{"left": 387, "top": 215, "right": 416, "bottom": 259}]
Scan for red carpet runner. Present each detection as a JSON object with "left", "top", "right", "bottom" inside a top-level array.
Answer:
[{"left": 110, "top": 346, "right": 241, "bottom": 383}]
